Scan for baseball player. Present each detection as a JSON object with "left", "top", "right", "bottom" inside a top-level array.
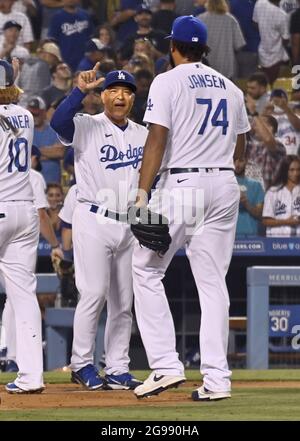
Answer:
[
  {"left": 0, "top": 59, "right": 44, "bottom": 393},
  {"left": 0, "top": 145, "right": 64, "bottom": 372},
  {"left": 51, "top": 67, "right": 148, "bottom": 390},
  {"left": 131, "top": 16, "right": 250, "bottom": 400}
]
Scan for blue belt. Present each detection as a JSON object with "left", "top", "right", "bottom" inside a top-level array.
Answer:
[{"left": 90, "top": 205, "right": 128, "bottom": 223}]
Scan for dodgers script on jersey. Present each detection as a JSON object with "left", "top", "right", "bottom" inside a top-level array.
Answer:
[
  {"left": 144, "top": 63, "right": 250, "bottom": 170},
  {"left": 60, "top": 113, "right": 148, "bottom": 212},
  {"left": 0, "top": 104, "right": 34, "bottom": 201}
]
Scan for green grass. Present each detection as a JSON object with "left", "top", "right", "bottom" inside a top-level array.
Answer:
[
  {"left": 2, "top": 369, "right": 300, "bottom": 385},
  {"left": 1, "top": 370, "right": 300, "bottom": 421}
]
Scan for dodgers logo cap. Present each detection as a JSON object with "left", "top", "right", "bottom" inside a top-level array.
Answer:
[
  {"left": 102, "top": 70, "right": 137, "bottom": 92},
  {"left": 166, "top": 15, "right": 207, "bottom": 45}
]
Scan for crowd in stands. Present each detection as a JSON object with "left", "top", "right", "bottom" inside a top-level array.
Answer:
[{"left": 1, "top": 0, "right": 300, "bottom": 239}]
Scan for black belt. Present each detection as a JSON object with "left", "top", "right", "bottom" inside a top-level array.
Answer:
[
  {"left": 90, "top": 204, "right": 128, "bottom": 222},
  {"left": 170, "top": 167, "right": 233, "bottom": 174}
]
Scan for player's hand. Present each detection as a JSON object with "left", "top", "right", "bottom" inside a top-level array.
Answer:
[
  {"left": 51, "top": 246, "right": 64, "bottom": 261},
  {"left": 77, "top": 62, "right": 105, "bottom": 93}
]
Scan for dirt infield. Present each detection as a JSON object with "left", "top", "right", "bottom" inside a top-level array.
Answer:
[{"left": 1, "top": 381, "right": 300, "bottom": 410}]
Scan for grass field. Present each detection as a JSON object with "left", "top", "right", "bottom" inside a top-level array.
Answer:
[{"left": 1, "top": 370, "right": 300, "bottom": 421}]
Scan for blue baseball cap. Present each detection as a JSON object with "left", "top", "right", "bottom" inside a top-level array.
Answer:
[
  {"left": 270, "top": 88, "right": 288, "bottom": 100},
  {"left": 102, "top": 70, "right": 137, "bottom": 92},
  {"left": 166, "top": 15, "right": 208, "bottom": 45}
]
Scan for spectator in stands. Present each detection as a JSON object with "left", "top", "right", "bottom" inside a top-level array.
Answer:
[
  {"left": 76, "top": 38, "right": 108, "bottom": 71},
  {"left": 40, "top": 0, "right": 64, "bottom": 39},
  {"left": 245, "top": 101, "right": 286, "bottom": 190},
  {"left": 41, "top": 61, "right": 72, "bottom": 109},
  {"left": 235, "top": 157, "right": 265, "bottom": 237},
  {"left": 151, "top": 0, "right": 177, "bottom": 35},
  {"left": 109, "top": 0, "right": 142, "bottom": 45},
  {"left": 48, "top": 0, "right": 93, "bottom": 72},
  {"left": 0, "top": 20, "right": 29, "bottom": 62},
  {"left": 123, "top": 52, "right": 155, "bottom": 74},
  {"left": 46, "top": 182, "right": 64, "bottom": 234},
  {"left": 253, "top": 0, "right": 290, "bottom": 86},
  {"left": 199, "top": 0, "right": 245, "bottom": 80},
  {"left": 263, "top": 155, "right": 300, "bottom": 236},
  {"left": 229, "top": 0, "right": 260, "bottom": 78},
  {"left": 246, "top": 72, "right": 271, "bottom": 115},
  {"left": 37, "top": 40, "right": 62, "bottom": 70},
  {"left": 175, "top": 0, "right": 194, "bottom": 15},
  {"left": 0, "top": 0, "right": 34, "bottom": 49},
  {"left": 263, "top": 88, "right": 300, "bottom": 155},
  {"left": 97, "top": 22, "right": 116, "bottom": 49},
  {"left": 280, "top": 0, "right": 298, "bottom": 15},
  {"left": 193, "top": 0, "right": 206, "bottom": 16},
  {"left": 131, "top": 68, "right": 153, "bottom": 124},
  {"left": 290, "top": 0, "right": 300, "bottom": 64},
  {"left": 18, "top": 43, "right": 58, "bottom": 106},
  {"left": 120, "top": 4, "right": 169, "bottom": 61},
  {"left": 28, "top": 96, "right": 64, "bottom": 184},
  {"left": 99, "top": 58, "right": 117, "bottom": 75}
]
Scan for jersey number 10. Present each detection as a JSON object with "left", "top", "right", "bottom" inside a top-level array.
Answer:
[
  {"left": 196, "top": 98, "right": 228, "bottom": 135},
  {"left": 7, "top": 138, "right": 29, "bottom": 173}
]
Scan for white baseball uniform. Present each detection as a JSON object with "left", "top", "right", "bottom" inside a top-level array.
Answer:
[
  {"left": 1, "top": 169, "right": 48, "bottom": 365},
  {"left": 132, "top": 62, "right": 250, "bottom": 391},
  {"left": 274, "top": 112, "right": 300, "bottom": 156},
  {"left": 57, "top": 110, "right": 148, "bottom": 373},
  {"left": 263, "top": 184, "right": 300, "bottom": 236},
  {"left": 0, "top": 104, "right": 44, "bottom": 390}
]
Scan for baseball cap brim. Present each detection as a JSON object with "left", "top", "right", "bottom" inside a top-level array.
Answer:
[{"left": 102, "top": 81, "right": 136, "bottom": 93}]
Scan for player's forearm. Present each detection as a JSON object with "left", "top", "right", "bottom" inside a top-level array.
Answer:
[
  {"left": 38, "top": 208, "right": 60, "bottom": 247},
  {"left": 233, "top": 133, "right": 246, "bottom": 160},
  {"left": 61, "top": 226, "right": 73, "bottom": 251},
  {"left": 50, "top": 87, "right": 86, "bottom": 143},
  {"left": 136, "top": 124, "right": 168, "bottom": 206},
  {"left": 39, "top": 144, "right": 64, "bottom": 159}
]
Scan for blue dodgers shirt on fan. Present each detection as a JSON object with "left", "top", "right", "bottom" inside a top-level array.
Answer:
[{"left": 48, "top": 8, "right": 93, "bottom": 71}]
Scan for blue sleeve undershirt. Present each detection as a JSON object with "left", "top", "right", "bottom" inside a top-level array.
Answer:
[{"left": 50, "top": 87, "right": 86, "bottom": 143}]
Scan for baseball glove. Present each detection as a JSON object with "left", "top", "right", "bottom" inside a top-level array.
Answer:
[{"left": 129, "top": 207, "right": 172, "bottom": 256}]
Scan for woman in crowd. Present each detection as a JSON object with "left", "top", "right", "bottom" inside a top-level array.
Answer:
[{"left": 263, "top": 155, "right": 300, "bottom": 236}]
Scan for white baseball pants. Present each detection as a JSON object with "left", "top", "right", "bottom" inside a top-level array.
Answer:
[
  {"left": 133, "top": 170, "right": 239, "bottom": 392},
  {"left": 71, "top": 203, "right": 135, "bottom": 374},
  {"left": 0, "top": 201, "right": 44, "bottom": 389}
]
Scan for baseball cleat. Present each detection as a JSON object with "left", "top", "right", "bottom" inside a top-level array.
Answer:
[
  {"left": 5, "top": 382, "right": 44, "bottom": 394},
  {"left": 104, "top": 372, "right": 143, "bottom": 390},
  {"left": 191, "top": 385, "right": 231, "bottom": 401},
  {"left": 71, "top": 364, "right": 104, "bottom": 390},
  {"left": 134, "top": 372, "right": 186, "bottom": 398}
]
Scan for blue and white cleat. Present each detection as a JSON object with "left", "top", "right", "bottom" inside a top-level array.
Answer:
[
  {"left": 104, "top": 372, "right": 143, "bottom": 390},
  {"left": 71, "top": 364, "right": 104, "bottom": 390},
  {"left": 5, "top": 382, "right": 44, "bottom": 394}
]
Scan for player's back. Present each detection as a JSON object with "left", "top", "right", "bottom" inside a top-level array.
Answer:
[
  {"left": 0, "top": 104, "right": 34, "bottom": 201},
  {"left": 144, "top": 62, "right": 249, "bottom": 170}
]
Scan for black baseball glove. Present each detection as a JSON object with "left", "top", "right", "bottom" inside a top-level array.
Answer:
[{"left": 129, "top": 207, "right": 172, "bottom": 256}]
